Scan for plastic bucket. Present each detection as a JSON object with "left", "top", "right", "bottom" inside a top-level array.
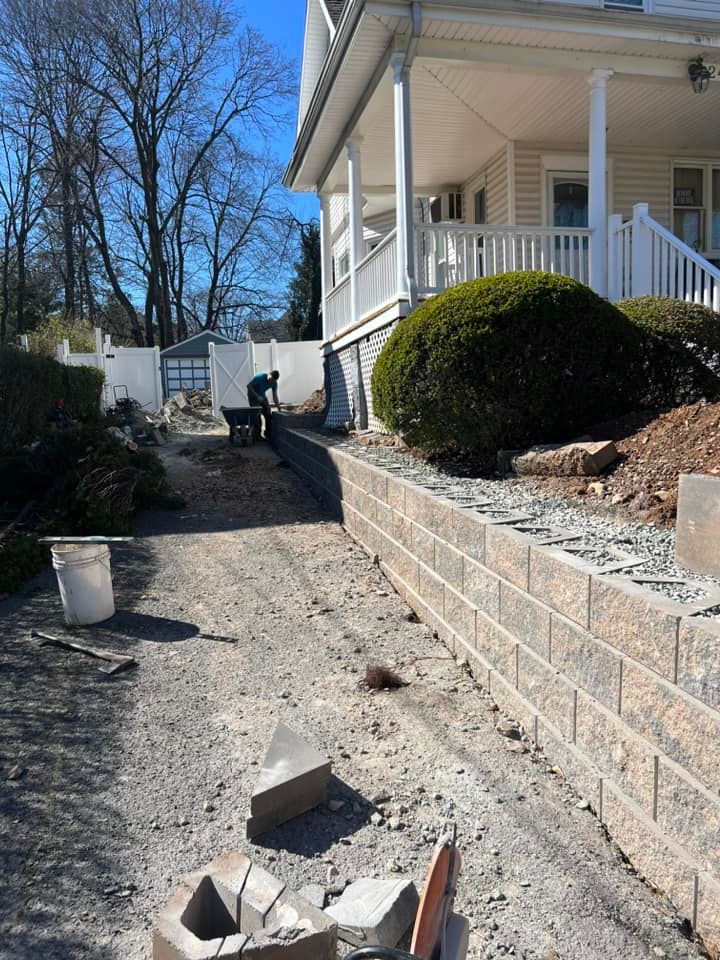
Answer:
[{"left": 51, "top": 543, "right": 116, "bottom": 626}]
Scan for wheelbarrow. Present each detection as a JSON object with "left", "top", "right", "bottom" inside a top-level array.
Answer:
[
  {"left": 345, "top": 828, "right": 467, "bottom": 960},
  {"left": 221, "top": 405, "right": 263, "bottom": 445}
]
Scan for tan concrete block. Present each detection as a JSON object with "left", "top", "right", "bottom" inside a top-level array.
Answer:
[
  {"left": 361, "top": 491, "right": 377, "bottom": 525},
  {"left": 697, "top": 872, "right": 720, "bottom": 955},
  {"left": 391, "top": 509, "right": 412, "bottom": 550},
  {"left": 366, "top": 466, "right": 388, "bottom": 502},
  {"left": 153, "top": 880, "right": 226, "bottom": 960},
  {"left": 622, "top": 659, "right": 720, "bottom": 794},
  {"left": 575, "top": 690, "right": 655, "bottom": 814},
  {"left": 435, "top": 539, "right": 464, "bottom": 591},
  {"left": 404, "top": 483, "right": 433, "bottom": 530},
  {"left": 601, "top": 781, "right": 697, "bottom": 924},
  {"left": 499, "top": 582, "right": 551, "bottom": 659},
  {"left": 464, "top": 559, "right": 501, "bottom": 621},
  {"left": 411, "top": 522, "right": 435, "bottom": 568},
  {"left": 426, "top": 496, "right": 455, "bottom": 541},
  {"left": 488, "top": 669, "right": 539, "bottom": 740},
  {"left": 517, "top": 646, "right": 576, "bottom": 742},
  {"left": 529, "top": 546, "right": 590, "bottom": 628},
  {"left": 374, "top": 499, "right": 393, "bottom": 532},
  {"left": 678, "top": 616, "right": 720, "bottom": 709},
  {"left": 676, "top": 473, "right": 720, "bottom": 578},
  {"left": 418, "top": 565, "right": 444, "bottom": 617},
  {"left": 590, "top": 576, "right": 681, "bottom": 681},
  {"left": 550, "top": 615, "right": 622, "bottom": 712},
  {"left": 485, "top": 524, "right": 531, "bottom": 590},
  {"left": 386, "top": 476, "right": 407, "bottom": 513},
  {"left": 475, "top": 611, "right": 517, "bottom": 683},
  {"left": 444, "top": 585, "right": 477, "bottom": 644},
  {"left": 536, "top": 717, "right": 602, "bottom": 806},
  {"left": 451, "top": 507, "right": 486, "bottom": 564},
  {"left": 656, "top": 756, "right": 720, "bottom": 878}
]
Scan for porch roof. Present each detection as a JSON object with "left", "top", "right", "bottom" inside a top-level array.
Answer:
[{"left": 285, "top": 0, "right": 720, "bottom": 193}]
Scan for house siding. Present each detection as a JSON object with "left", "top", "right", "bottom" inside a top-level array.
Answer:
[
  {"left": 532, "top": 0, "right": 720, "bottom": 18},
  {"left": 464, "top": 147, "right": 510, "bottom": 224}
]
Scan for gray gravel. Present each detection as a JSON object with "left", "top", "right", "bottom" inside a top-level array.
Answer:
[
  {"left": 328, "top": 435, "right": 720, "bottom": 610},
  {"left": 0, "top": 433, "right": 709, "bottom": 960}
]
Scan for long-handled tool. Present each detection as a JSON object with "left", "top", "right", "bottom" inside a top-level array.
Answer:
[{"left": 30, "top": 630, "right": 137, "bottom": 675}]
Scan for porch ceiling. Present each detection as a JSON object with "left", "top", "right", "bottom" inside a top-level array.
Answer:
[{"left": 323, "top": 61, "right": 720, "bottom": 195}]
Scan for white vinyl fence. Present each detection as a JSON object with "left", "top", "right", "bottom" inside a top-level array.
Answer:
[{"left": 209, "top": 339, "right": 323, "bottom": 417}]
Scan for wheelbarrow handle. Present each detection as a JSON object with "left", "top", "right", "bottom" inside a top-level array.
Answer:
[{"left": 344, "top": 950, "right": 419, "bottom": 960}]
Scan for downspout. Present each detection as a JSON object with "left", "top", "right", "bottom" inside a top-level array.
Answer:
[{"left": 400, "top": 0, "right": 422, "bottom": 308}]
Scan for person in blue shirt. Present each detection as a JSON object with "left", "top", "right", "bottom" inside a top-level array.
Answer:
[{"left": 247, "top": 370, "right": 281, "bottom": 439}]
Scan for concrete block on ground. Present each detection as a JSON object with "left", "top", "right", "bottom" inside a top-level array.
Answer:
[
  {"left": 499, "top": 582, "right": 551, "bottom": 660},
  {"left": 536, "top": 717, "right": 602, "bottom": 807},
  {"left": 484, "top": 524, "right": 531, "bottom": 590},
  {"left": 240, "top": 864, "right": 286, "bottom": 933},
  {"left": 154, "top": 878, "right": 243, "bottom": 960},
  {"left": 245, "top": 723, "right": 331, "bottom": 839},
  {"left": 435, "top": 539, "right": 464, "bottom": 591},
  {"left": 444, "top": 585, "right": 477, "bottom": 644},
  {"left": 324, "top": 877, "right": 419, "bottom": 947},
  {"left": 677, "top": 616, "right": 720, "bottom": 709},
  {"left": 697, "top": 872, "right": 720, "bottom": 954},
  {"left": 445, "top": 912, "right": 470, "bottom": 960},
  {"left": 511, "top": 440, "right": 617, "bottom": 477},
  {"left": 418, "top": 565, "right": 445, "bottom": 616},
  {"left": 475, "top": 611, "right": 517, "bottom": 682},
  {"left": 655, "top": 755, "right": 720, "bottom": 878},
  {"left": 463, "top": 559, "right": 500, "bottom": 621},
  {"left": 517, "top": 646, "right": 577, "bottom": 742},
  {"left": 550, "top": 614, "right": 622, "bottom": 712},
  {"left": 621, "top": 659, "right": 720, "bottom": 795},
  {"left": 676, "top": 473, "right": 720, "bottom": 577},
  {"left": 529, "top": 546, "right": 591, "bottom": 628},
  {"left": 411, "top": 521, "right": 436, "bottom": 568},
  {"left": 297, "top": 884, "right": 326, "bottom": 910}
]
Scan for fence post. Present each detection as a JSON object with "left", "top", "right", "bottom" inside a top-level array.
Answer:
[
  {"left": 270, "top": 338, "right": 278, "bottom": 373},
  {"left": 630, "top": 203, "right": 652, "bottom": 297},
  {"left": 209, "top": 342, "right": 218, "bottom": 418},
  {"left": 607, "top": 214, "right": 623, "bottom": 301},
  {"left": 55, "top": 342, "right": 65, "bottom": 363},
  {"left": 153, "top": 346, "right": 163, "bottom": 409},
  {"left": 19, "top": 334, "right": 29, "bottom": 352}
]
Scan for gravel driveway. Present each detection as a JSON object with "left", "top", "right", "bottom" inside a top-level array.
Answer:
[{"left": 0, "top": 432, "right": 708, "bottom": 960}]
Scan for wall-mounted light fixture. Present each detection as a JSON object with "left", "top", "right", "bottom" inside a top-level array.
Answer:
[{"left": 688, "top": 56, "right": 715, "bottom": 94}]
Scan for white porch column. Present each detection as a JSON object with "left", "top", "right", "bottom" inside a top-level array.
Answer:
[
  {"left": 588, "top": 68, "right": 613, "bottom": 297},
  {"left": 346, "top": 137, "right": 364, "bottom": 323},
  {"left": 391, "top": 52, "right": 417, "bottom": 306},
  {"left": 319, "top": 194, "right": 333, "bottom": 339}
]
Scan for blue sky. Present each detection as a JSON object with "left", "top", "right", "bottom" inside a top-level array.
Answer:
[{"left": 241, "top": 0, "right": 319, "bottom": 223}]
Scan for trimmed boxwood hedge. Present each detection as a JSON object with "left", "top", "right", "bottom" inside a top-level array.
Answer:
[
  {"left": 0, "top": 347, "right": 104, "bottom": 452},
  {"left": 617, "top": 296, "right": 720, "bottom": 406},
  {"left": 371, "top": 271, "right": 643, "bottom": 454}
]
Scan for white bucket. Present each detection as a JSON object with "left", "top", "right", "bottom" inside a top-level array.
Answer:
[{"left": 51, "top": 543, "right": 116, "bottom": 626}]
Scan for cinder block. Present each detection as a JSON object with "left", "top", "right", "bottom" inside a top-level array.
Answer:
[
  {"left": 656, "top": 756, "right": 720, "bottom": 878},
  {"left": 386, "top": 476, "right": 407, "bottom": 513},
  {"left": 517, "top": 646, "right": 576, "bottom": 742},
  {"left": 676, "top": 473, "right": 720, "bottom": 578},
  {"left": 536, "top": 716, "right": 602, "bottom": 806},
  {"left": 392, "top": 541, "right": 419, "bottom": 593},
  {"left": 325, "top": 878, "right": 418, "bottom": 948},
  {"left": 258, "top": 891, "right": 337, "bottom": 959},
  {"left": 411, "top": 522, "right": 435, "bottom": 568},
  {"left": 426, "top": 496, "right": 455, "bottom": 541},
  {"left": 600, "top": 781, "right": 697, "bottom": 925},
  {"left": 374, "top": 499, "right": 393, "bottom": 532},
  {"left": 240, "top": 864, "right": 286, "bottom": 933},
  {"left": 677, "top": 616, "right": 720, "bottom": 709},
  {"left": 621, "top": 659, "right": 720, "bottom": 794},
  {"left": 404, "top": 484, "right": 434, "bottom": 531},
  {"left": 444, "top": 585, "right": 477, "bottom": 644},
  {"left": 366, "top": 467, "right": 388, "bottom": 502},
  {"left": 550, "top": 615, "right": 622, "bottom": 712},
  {"left": 590, "top": 576, "right": 682, "bottom": 681},
  {"left": 529, "top": 546, "right": 590, "bottom": 628},
  {"left": 361, "top": 491, "right": 378, "bottom": 525},
  {"left": 463, "top": 559, "right": 501, "bottom": 621},
  {"left": 154, "top": 878, "right": 239, "bottom": 960},
  {"left": 697, "top": 872, "right": 720, "bottom": 954},
  {"left": 391, "top": 509, "right": 412, "bottom": 550},
  {"left": 484, "top": 525, "right": 531, "bottom": 590},
  {"left": 475, "top": 611, "right": 517, "bottom": 682},
  {"left": 574, "top": 690, "right": 655, "bottom": 814},
  {"left": 451, "top": 508, "right": 486, "bottom": 564},
  {"left": 499, "top": 582, "right": 551, "bottom": 659},
  {"left": 488, "top": 668, "right": 538, "bottom": 740},
  {"left": 417, "top": 565, "right": 445, "bottom": 617},
  {"left": 435, "top": 540, "right": 464, "bottom": 591}
]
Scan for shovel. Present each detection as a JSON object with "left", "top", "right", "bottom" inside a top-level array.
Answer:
[{"left": 30, "top": 630, "right": 137, "bottom": 675}]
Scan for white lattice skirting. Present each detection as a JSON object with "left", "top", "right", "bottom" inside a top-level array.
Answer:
[{"left": 325, "top": 321, "right": 397, "bottom": 430}]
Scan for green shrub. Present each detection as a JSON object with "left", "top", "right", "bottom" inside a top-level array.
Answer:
[
  {"left": 617, "top": 297, "right": 720, "bottom": 406},
  {"left": 371, "top": 271, "right": 643, "bottom": 454},
  {"left": 0, "top": 347, "right": 104, "bottom": 452},
  {"left": 0, "top": 534, "right": 49, "bottom": 595}
]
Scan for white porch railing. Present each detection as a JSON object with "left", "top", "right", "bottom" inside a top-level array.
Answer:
[
  {"left": 325, "top": 273, "right": 352, "bottom": 340},
  {"left": 357, "top": 229, "right": 397, "bottom": 319},
  {"left": 609, "top": 203, "right": 720, "bottom": 309},
  {"left": 415, "top": 223, "right": 591, "bottom": 293}
]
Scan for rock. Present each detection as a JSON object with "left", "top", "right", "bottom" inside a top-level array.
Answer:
[
  {"left": 327, "top": 865, "right": 340, "bottom": 884},
  {"left": 6, "top": 764, "right": 25, "bottom": 781},
  {"left": 371, "top": 790, "right": 392, "bottom": 805},
  {"left": 387, "top": 816, "right": 402, "bottom": 831},
  {"left": 575, "top": 799, "right": 591, "bottom": 811},
  {"left": 203, "top": 801, "right": 215, "bottom": 813},
  {"left": 325, "top": 877, "right": 419, "bottom": 948},
  {"left": 386, "top": 859, "right": 402, "bottom": 874},
  {"left": 653, "top": 488, "right": 672, "bottom": 502},
  {"left": 370, "top": 812, "right": 385, "bottom": 827},
  {"left": 298, "top": 883, "right": 326, "bottom": 910},
  {"left": 327, "top": 800, "right": 345, "bottom": 813},
  {"left": 489, "top": 890, "right": 506, "bottom": 902},
  {"left": 495, "top": 720, "right": 521, "bottom": 740},
  {"left": 587, "top": 481, "right": 605, "bottom": 496},
  {"left": 511, "top": 441, "right": 617, "bottom": 478}
]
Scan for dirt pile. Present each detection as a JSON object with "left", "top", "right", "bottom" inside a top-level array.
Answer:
[
  {"left": 293, "top": 388, "right": 325, "bottom": 415},
  {"left": 526, "top": 401, "right": 720, "bottom": 527},
  {"left": 157, "top": 388, "right": 222, "bottom": 434}
]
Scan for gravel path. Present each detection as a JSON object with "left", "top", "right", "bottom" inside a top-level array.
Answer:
[{"left": 0, "top": 433, "right": 709, "bottom": 960}]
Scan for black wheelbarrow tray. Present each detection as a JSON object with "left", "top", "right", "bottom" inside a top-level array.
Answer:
[{"left": 220, "top": 405, "right": 263, "bottom": 443}]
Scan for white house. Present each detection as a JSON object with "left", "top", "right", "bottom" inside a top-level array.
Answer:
[{"left": 284, "top": 0, "right": 720, "bottom": 427}]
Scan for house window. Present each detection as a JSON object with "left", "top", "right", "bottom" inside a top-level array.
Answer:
[
  {"left": 604, "top": 0, "right": 645, "bottom": 10},
  {"left": 338, "top": 251, "right": 350, "bottom": 277},
  {"left": 474, "top": 188, "right": 486, "bottom": 225},
  {"left": 165, "top": 357, "right": 210, "bottom": 395},
  {"left": 550, "top": 175, "right": 588, "bottom": 229},
  {"left": 671, "top": 164, "right": 720, "bottom": 255}
]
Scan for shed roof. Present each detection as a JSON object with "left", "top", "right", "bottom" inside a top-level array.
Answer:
[{"left": 160, "top": 330, "right": 235, "bottom": 358}]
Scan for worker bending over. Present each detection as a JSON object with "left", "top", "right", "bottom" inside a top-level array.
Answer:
[{"left": 247, "top": 370, "right": 281, "bottom": 439}]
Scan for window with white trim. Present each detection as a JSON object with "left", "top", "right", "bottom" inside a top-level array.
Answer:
[
  {"left": 672, "top": 163, "right": 720, "bottom": 257},
  {"left": 604, "top": 0, "right": 645, "bottom": 10}
]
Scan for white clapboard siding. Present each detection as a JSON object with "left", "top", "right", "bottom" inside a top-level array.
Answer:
[
  {"left": 533, "top": 0, "right": 720, "bottom": 16},
  {"left": 613, "top": 153, "right": 672, "bottom": 229},
  {"left": 297, "top": 0, "right": 331, "bottom": 132},
  {"left": 463, "top": 147, "right": 510, "bottom": 224}
]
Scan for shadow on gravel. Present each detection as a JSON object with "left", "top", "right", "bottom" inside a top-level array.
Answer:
[
  {"left": 250, "top": 776, "right": 373, "bottom": 858},
  {"left": 0, "top": 539, "right": 158, "bottom": 960}
]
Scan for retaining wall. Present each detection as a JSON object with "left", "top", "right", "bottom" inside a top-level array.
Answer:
[{"left": 273, "top": 418, "right": 720, "bottom": 952}]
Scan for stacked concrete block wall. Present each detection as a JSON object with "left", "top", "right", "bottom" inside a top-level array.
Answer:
[{"left": 272, "top": 419, "right": 720, "bottom": 953}]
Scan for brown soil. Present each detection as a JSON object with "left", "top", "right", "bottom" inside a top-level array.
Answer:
[{"left": 525, "top": 401, "right": 720, "bottom": 527}]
